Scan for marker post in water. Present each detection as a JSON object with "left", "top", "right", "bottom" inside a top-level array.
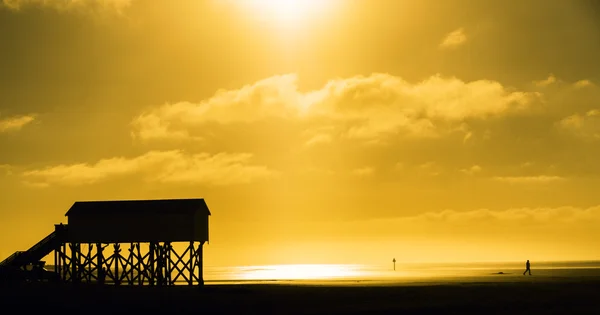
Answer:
[{"left": 393, "top": 258, "right": 396, "bottom": 271}]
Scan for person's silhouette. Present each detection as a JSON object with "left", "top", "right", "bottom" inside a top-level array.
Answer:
[{"left": 523, "top": 259, "right": 531, "bottom": 276}]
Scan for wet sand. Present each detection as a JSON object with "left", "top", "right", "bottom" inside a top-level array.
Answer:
[{"left": 2, "top": 277, "right": 600, "bottom": 314}]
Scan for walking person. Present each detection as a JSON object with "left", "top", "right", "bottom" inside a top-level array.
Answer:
[{"left": 523, "top": 259, "right": 532, "bottom": 276}]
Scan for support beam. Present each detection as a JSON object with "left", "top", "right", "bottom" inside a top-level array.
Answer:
[
  {"left": 53, "top": 240, "right": 205, "bottom": 286},
  {"left": 198, "top": 241, "right": 204, "bottom": 287}
]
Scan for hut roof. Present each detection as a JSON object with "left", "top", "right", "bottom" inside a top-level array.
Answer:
[{"left": 65, "top": 198, "right": 211, "bottom": 217}]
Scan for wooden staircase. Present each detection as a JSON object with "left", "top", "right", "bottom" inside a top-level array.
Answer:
[{"left": 0, "top": 225, "right": 67, "bottom": 269}]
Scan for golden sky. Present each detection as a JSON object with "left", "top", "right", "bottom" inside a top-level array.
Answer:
[{"left": 1, "top": 0, "right": 600, "bottom": 266}]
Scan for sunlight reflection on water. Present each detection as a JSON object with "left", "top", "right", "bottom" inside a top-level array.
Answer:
[{"left": 202, "top": 261, "right": 600, "bottom": 284}]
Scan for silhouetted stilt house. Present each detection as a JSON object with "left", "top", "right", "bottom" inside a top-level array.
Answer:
[{"left": 0, "top": 198, "right": 210, "bottom": 286}]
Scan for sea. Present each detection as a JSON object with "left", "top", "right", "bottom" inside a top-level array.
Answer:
[
  {"left": 201, "top": 261, "right": 600, "bottom": 285},
  {"left": 44, "top": 261, "right": 600, "bottom": 286}
]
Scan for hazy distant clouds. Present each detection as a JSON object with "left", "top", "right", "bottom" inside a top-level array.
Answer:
[
  {"left": 290, "top": 204, "right": 600, "bottom": 261},
  {"left": 1, "top": 0, "right": 133, "bottom": 13},
  {"left": 0, "top": 114, "right": 34, "bottom": 133},
  {"left": 0, "top": 164, "right": 12, "bottom": 175},
  {"left": 492, "top": 176, "right": 566, "bottom": 184},
  {"left": 21, "top": 150, "right": 276, "bottom": 187}
]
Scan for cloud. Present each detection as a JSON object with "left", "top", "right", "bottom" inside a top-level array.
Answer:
[
  {"left": 587, "top": 109, "right": 600, "bottom": 117},
  {"left": 574, "top": 79, "right": 594, "bottom": 89},
  {"left": 338, "top": 205, "right": 600, "bottom": 238},
  {"left": 406, "top": 205, "right": 600, "bottom": 227},
  {"left": 492, "top": 175, "right": 565, "bottom": 184},
  {"left": 557, "top": 109, "right": 600, "bottom": 140},
  {"left": 281, "top": 205, "right": 600, "bottom": 263},
  {"left": 0, "top": 164, "right": 13, "bottom": 176},
  {"left": 132, "top": 73, "right": 540, "bottom": 143},
  {"left": 520, "top": 162, "right": 534, "bottom": 168},
  {"left": 303, "top": 125, "right": 336, "bottom": 147},
  {"left": 1, "top": 0, "right": 133, "bottom": 14},
  {"left": 418, "top": 161, "right": 441, "bottom": 176},
  {"left": 305, "top": 133, "right": 333, "bottom": 147},
  {"left": 21, "top": 150, "right": 276, "bottom": 187},
  {"left": 0, "top": 114, "right": 35, "bottom": 133},
  {"left": 321, "top": 205, "right": 600, "bottom": 246},
  {"left": 131, "top": 74, "right": 304, "bottom": 141},
  {"left": 296, "top": 167, "right": 335, "bottom": 177},
  {"left": 129, "top": 112, "right": 197, "bottom": 143},
  {"left": 352, "top": 167, "right": 375, "bottom": 177},
  {"left": 460, "top": 165, "right": 482, "bottom": 175},
  {"left": 533, "top": 75, "right": 595, "bottom": 91},
  {"left": 533, "top": 74, "right": 558, "bottom": 87},
  {"left": 462, "top": 131, "right": 473, "bottom": 143},
  {"left": 439, "top": 28, "right": 467, "bottom": 49}
]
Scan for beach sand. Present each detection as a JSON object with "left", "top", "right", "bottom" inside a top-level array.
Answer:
[{"left": 2, "top": 276, "right": 600, "bottom": 314}]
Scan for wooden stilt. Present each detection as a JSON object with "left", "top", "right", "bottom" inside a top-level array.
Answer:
[
  {"left": 198, "top": 241, "right": 204, "bottom": 287},
  {"left": 51, "top": 239, "right": 206, "bottom": 286}
]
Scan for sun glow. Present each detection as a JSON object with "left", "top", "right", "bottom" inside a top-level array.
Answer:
[
  {"left": 238, "top": 0, "right": 335, "bottom": 24},
  {"left": 237, "top": 264, "right": 366, "bottom": 280}
]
